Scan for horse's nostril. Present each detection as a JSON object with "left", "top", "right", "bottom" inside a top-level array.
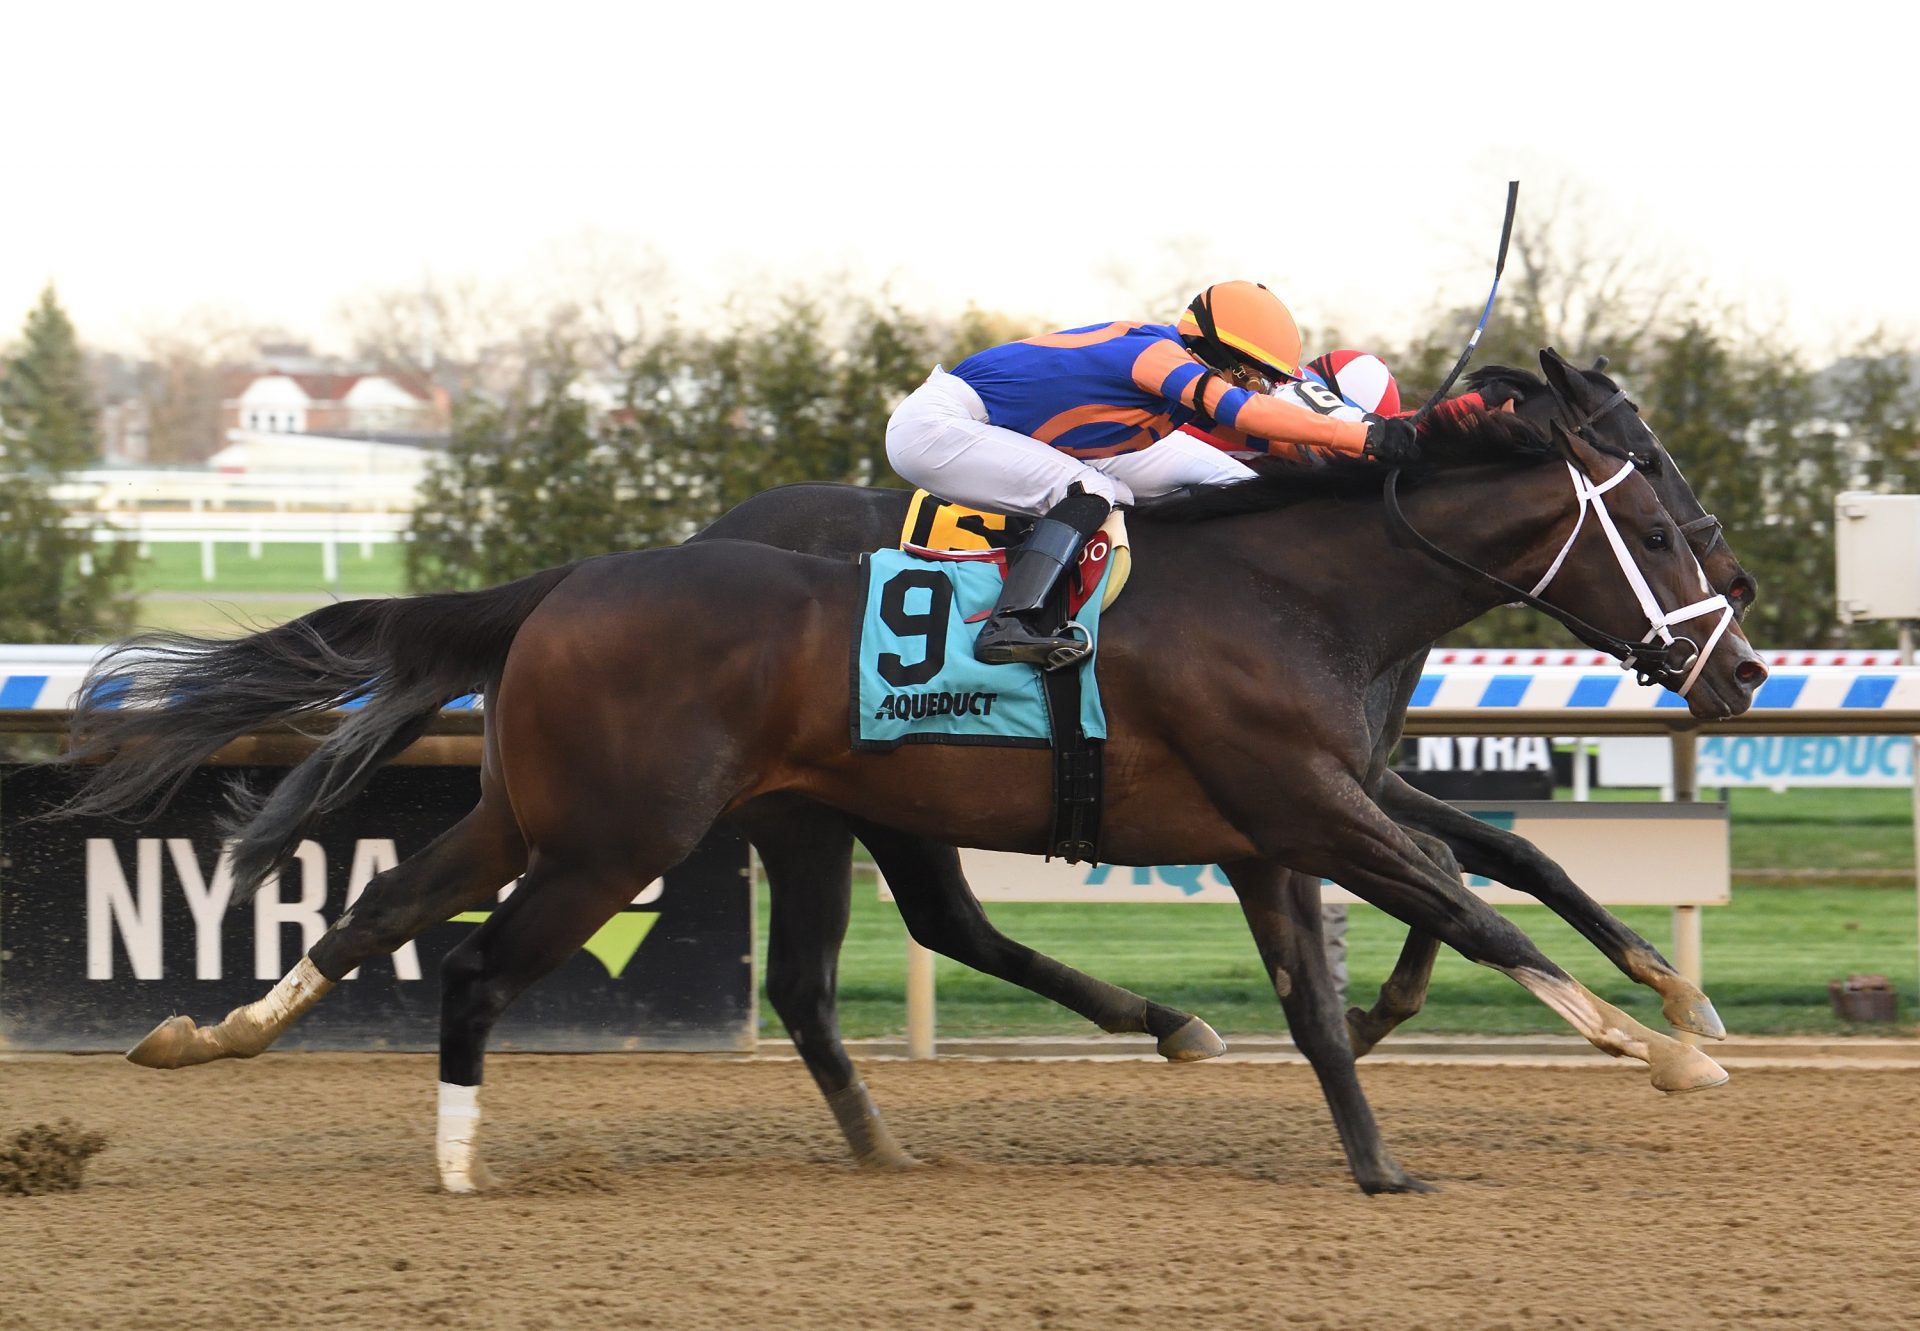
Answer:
[{"left": 1734, "top": 659, "right": 1768, "bottom": 689}]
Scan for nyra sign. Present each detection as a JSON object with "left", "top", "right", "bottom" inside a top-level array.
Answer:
[
  {"left": 0, "top": 765, "right": 752, "bottom": 1053},
  {"left": 79, "top": 836, "right": 666, "bottom": 985},
  {"left": 1397, "top": 735, "right": 1555, "bottom": 801},
  {"left": 81, "top": 836, "right": 426, "bottom": 983}
]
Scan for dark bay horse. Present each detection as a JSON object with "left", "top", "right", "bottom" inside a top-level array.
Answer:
[
  {"left": 112, "top": 354, "right": 1750, "bottom": 1087},
  {"left": 64, "top": 395, "right": 1765, "bottom": 1193},
  {"left": 697, "top": 349, "right": 1763, "bottom": 1066}
]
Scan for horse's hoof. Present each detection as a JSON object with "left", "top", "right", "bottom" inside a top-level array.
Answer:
[
  {"left": 1650, "top": 1043, "right": 1730, "bottom": 1094},
  {"left": 126, "top": 1015, "right": 202, "bottom": 1069},
  {"left": 441, "top": 1160, "right": 500, "bottom": 1194},
  {"left": 1662, "top": 990, "right": 1727, "bottom": 1041},
  {"left": 1359, "top": 1168, "right": 1438, "bottom": 1195},
  {"left": 1157, "top": 1015, "right": 1227, "bottom": 1062},
  {"left": 855, "top": 1148, "right": 924, "bottom": 1171}
]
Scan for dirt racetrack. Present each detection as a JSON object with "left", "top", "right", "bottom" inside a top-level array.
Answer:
[{"left": 2, "top": 1054, "right": 1916, "bottom": 1331}]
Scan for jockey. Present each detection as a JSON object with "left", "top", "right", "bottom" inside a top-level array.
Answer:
[{"left": 886, "top": 282, "right": 1422, "bottom": 666}]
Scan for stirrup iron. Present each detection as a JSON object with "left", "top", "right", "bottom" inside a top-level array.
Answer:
[{"left": 1043, "top": 621, "right": 1093, "bottom": 672}]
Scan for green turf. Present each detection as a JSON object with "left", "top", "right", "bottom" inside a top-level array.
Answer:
[
  {"left": 114, "top": 543, "right": 407, "bottom": 640},
  {"left": 758, "top": 878, "right": 1918, "bottom": 1042},
  {"left": 754, "top": 782, "right": 1919, "bottom": 1041},
  {"left": 1723, "top": 787, "right": 1914, "bottom": 874},
  {"left": 129, "top": 542, "right": 406, "bottom": 595}
]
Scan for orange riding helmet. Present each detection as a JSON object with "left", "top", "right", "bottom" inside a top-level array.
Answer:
[{"left": 1175, "top": 281, "right": 1304, "bottom": 385}]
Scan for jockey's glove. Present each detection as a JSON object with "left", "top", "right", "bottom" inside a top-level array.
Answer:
[{"left": 1362, "top": 414, "right": 1421, "bottom": 464}]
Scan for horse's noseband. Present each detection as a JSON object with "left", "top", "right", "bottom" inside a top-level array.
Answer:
[
  {"left": 1561, "top": 386, "right": 1735, "bottom": 580},
  {"left": 1383, "top": 453, "right": 1736, "bottom": 697},
  {"left": 1524, "top": 455, "right": 1735, "bottom": 695},
  {"left": 1678, "top": 511, "right": 1726, "bottom": 557}
]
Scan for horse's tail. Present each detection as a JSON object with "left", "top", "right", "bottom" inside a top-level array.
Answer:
[{"left": 58, "top": 563, "right": 578, "bottom": 901}]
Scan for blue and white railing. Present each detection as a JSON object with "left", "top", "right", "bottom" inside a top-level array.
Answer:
[{"left": 3, "top": 645, "right": 1917, "bottom": 729}]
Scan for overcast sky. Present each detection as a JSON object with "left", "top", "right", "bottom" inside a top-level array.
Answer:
[{"left": 3, "top": 0, "right": 1913, "bottom": 358}]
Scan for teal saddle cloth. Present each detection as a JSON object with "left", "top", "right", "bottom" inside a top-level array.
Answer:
[{"left": 852, "top": 549, "right": 1110, "bottom": 751}]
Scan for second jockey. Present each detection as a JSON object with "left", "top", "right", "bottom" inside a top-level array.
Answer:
[
  {"left": 1186, "top": 348, "right": 1404, "bottom": 466},
  {"left": 886, "top": 281, "right": 1422, "bottom": 666}
]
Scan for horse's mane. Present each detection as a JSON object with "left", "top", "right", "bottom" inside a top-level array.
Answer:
[
  {"left": 1468, "top": 361, "right": 1637, "bottom": 464},
  {"left": 1464, "top": 364, "right": 1546, "bottom": 406},
  {"left": 1142, "top": 402, "right": 1563, "bottom": 524}
]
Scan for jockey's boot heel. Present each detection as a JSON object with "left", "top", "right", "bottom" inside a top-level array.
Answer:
[{"left": 973, "top": 489, "right": 1111, "bottom": 668}]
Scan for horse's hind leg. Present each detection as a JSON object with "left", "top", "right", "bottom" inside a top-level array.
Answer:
[
  {"left": 740, "top": 804, "right": 919, "bottom": 1168},
  {"left": 851, "top": 820, "right": 1225, "bottom": 1061},
  {"left": 126, "top": 794, "right": 526, "bottom": 1070},
  {"left": 1341, "top": 827, "right": 1458, "bottom": 1058},
  {"left": 1227, "top": 860, "right": 1430, "bottom": 1194}
]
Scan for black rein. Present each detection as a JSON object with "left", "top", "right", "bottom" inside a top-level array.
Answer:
[{"left": 1381, "top": 388, "right": 1702, "bottom": 689}]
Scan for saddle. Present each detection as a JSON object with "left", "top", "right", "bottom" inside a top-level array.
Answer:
[
  {"left": 897, "top": 490, "right": 1134, "bottom": 618},
  {"left": 892, "top": 491, "right": 1131, "bottom": 864}
]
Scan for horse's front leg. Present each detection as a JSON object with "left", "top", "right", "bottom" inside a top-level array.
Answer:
[
  {"left": 1375, "top": 772, "right": 1724, "bottom": 1040},
  {"left": 1253, "top": 779, "right": 1728, "bottom": 1096},
  {"left": 1225, "top": 859, "right": 1431, "bottom": 1194},
  {"left": 1345, "top": 930, "right": 1441, "bottom": 1059}
]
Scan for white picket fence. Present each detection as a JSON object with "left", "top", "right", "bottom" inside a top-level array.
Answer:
[
  {"left": 62, "top": 511, "right": 411, "bottom": 582},
  {"left": 52, "top": 467, "right": 422, "bottom": 514}
]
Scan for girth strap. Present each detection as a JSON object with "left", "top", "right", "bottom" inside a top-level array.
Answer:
[{"left": 1040, "top": 650, "right": 1103, "bottom": 863}]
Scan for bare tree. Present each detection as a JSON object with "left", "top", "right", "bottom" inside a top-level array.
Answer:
[
  {"left": 128, "top": 311, "right": 280, "bottom": 463},
  {"left": 337, "top": 275, "right": 538, "bottom": 402},
  {"left": 1500, "top": 178, "right": 1698, "bottom": 365}
]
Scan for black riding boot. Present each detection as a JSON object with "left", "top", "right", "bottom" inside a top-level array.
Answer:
[{"left": 973, "top": 488, "right": 1112, "bottom": 668}]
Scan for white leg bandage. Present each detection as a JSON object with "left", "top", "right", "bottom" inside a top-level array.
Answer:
[
  {"left": 238, "top": 956, "right": 334, "bottom": 1033},
  {"left": 437, "top": 1081, "right": 483, "bottom": 1193}
]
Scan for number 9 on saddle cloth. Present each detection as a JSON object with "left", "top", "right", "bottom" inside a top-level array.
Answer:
[{"left": 850, "top": 491, "right": 1132, "bottom": 861}]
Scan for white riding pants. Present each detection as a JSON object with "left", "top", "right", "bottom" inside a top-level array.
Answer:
[{"left": 886, "top": 369, "right": 1256, "bottom": 518}]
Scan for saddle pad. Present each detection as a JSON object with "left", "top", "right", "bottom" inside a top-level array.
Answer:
[{"left": 853, "top": 549, "right": 1110, "bottom": 751}]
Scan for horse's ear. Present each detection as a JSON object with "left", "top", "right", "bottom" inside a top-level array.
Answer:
[
  {"left": 1537, "top": 347, "right": 1586, "bottom": 403},
  {"left": 1590, "top": 355, "right": 1610, "bottom": 373}
]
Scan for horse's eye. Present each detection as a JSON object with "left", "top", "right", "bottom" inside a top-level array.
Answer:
[{"left": 1645, "top": 528, "right": 1669, "bottom": 551}]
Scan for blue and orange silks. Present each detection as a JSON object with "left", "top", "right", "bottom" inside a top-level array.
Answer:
[{"left": 948, "top": 322, "right": 1371, "bottom": 462}]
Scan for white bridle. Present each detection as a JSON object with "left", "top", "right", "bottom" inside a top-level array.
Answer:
[{"left": 1526, "top": 456, "right": 1736, "bottom": 697}]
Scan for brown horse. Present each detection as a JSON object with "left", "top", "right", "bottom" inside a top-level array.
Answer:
[
  {"left": 694, "top": 349, "right": 1761, "bottom": 1067},
  {"left": 64, "top": 396, "right": 1765, "bottom": 1193}
]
